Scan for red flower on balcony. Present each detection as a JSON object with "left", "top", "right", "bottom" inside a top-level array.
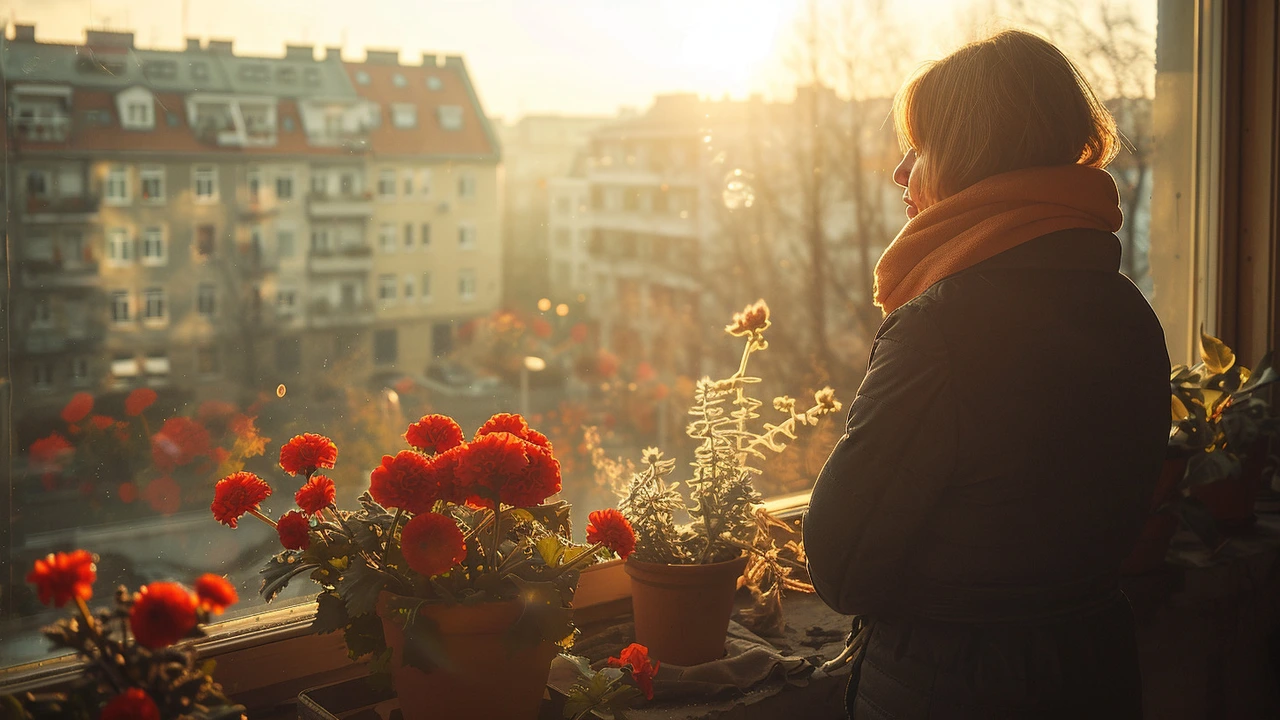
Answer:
[
  {"left": 586, "top": 508, "right": 637, "bottom": 560},
  {"left": 453, "top": 431, "right": 530, "bottom": 507},
  {"left": 100, "top": 688, "right": 161, "bottom": 720},
  {"left": 607, "top": 643, "right": 659, "bottom": 700},
  {"left": 61, "top": 392, "right": 94, "bottom": 424},
  {"left": 144, "top": 475, "right": 182, "bottom": 516},
  {"left": 26, "top": 550, "right": 96, "bottom": 608},
  {"left": 194, "top": 573, "right": 238, "bottom": 615},
  {"left": 277, "top": 510, "right": 311, "bottom": 551},
  {"left": 30, "top": 433, "right": 74, "bottom": 476},
  {"left": 211, "top": 472, "right": 272, "bottom": 528},
  {"left": 404, "top": 414, "right": 465, "bottom": 455},
  {"left": 130, "top": 581, "right": 198, "bottom": 649},
  {"left": 125, "top": 387, "right": 158, "bottom": 417},
  {"left": 279, "top": 433, "right": 338, "bottom": 476},
  {"left": 474, "top": 413, "right": 551, "bottom": 450},
  {"left": 399, "top": 512, "right": 467, "bottom": 577},
  {"left": 500, "top": 443, "right": 562, "bottom": 508},
  {"left": 370, "top": 450, "right": 446, "bottom": 514},
  {"left": 295, "top": 475, "right": 336, "bottom": 515},
  {"left": 150, "top": 417, "right": 212, "bottom": 472}
]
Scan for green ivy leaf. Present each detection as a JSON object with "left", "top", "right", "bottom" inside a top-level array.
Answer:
[
  {"left": 260, "top": 551, "right": 320, "bottom": 602},
  {"left": 310, "top": 592, "right": 349, "bottom": 635},
  {"left": 336, "top": 562, "right": 387, "bottom": 617},
  {"left": 537, "top": 535, "right": 566, "bottom": 566}
]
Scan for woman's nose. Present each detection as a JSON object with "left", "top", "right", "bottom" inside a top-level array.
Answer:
[{"left": 893, "top": 151, "right": 915, "bottom": 189}]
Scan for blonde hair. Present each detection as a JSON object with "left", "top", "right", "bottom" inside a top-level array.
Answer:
[{"left": 893, "top": 29, "right": 1119, "bottom": 202}]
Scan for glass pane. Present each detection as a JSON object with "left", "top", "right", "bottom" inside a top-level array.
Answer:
[{"left": 3, "top": 0, "right": 1206, "bottom": 668}]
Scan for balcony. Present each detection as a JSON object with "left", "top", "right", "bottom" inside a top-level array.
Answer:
[
  {"left": 21, "top": 259, "right": 101, "bottom": 290},
  {"left": 22, "top": 325, "right": 106, "bottom": 355},
  {"left": 23, "top": 195, "right": 101, "bottom": 224},
  {"left": 308, "top": 299, "right": 374, "bottom": 329},
  {"left": 309, "top": 245, "right": 374, "bottom": 273},
  {"left": 14, "top": 116, "right": 70, "bottom": 144},
  {"left": 307, "top": 192, "right": 374, "bottom": 219}
]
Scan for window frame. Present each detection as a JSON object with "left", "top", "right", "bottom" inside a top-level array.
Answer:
[
  {"left": 140, "top": 167, "right": 166, "bottom": 204},
  {"left": 103, "top": 166, "right": 130, "bottom": 206},
  {"left": 193, "top": 165, "right": 219, "bottom": 204},
  {"left": 141, "top": 226, "right": 167, "bottom": 267}
]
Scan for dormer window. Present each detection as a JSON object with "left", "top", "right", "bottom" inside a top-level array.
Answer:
[
  {"left": 117, "top": 87, "right": 156, "bottom": 130},
  {"left": 391, "top": 104, "right": 417, "bottom": 129},
  {"left": 437, "top": 105, "right": 463, "bottom": 131},
  {"left": 392, "top": 73, "right": 407, "bottom": 88}
]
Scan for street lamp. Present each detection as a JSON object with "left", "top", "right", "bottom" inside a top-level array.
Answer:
[{"left": 520, "top": 355, "right": 546, "bottom": 417}]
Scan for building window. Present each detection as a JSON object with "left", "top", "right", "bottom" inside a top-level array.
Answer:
[
  {"left": 458, "top": 269, "right": 477, "bottom": 302},
  {"left": 421, "top": 223, "right": 432, "bottom": 247},
  {"left": 277, "top": 289, "right": 298, "bottom": 314},
  {"left": 277, "top": 229, "right": 296, "bottom": 258},
  {"left": 61, "top": 231, "right": 86, "bottom": 266},
  {"left": 143, "top": 288, "right": 167, "bottom": 323},
  {"left": 33, "top": 363, "right": 54, "bottom": 390},
  {"left": 311, "top": 228, "right": 332, "bottom": 253},
  {"left": 144, "top": 353, "right": 170, "bottom": 380},
  {"left": 105, "top": 167, "right": 130, "bottom": 205},
  {"left": 197, "top": 284, "right": 216, "bottom": 317},
  {"left": 31, "top": 298, "right": 53, "bottom": 328},
  {"left": 125, "top": 102, "right": 153, "bottom": 128},
  {"left": 374, "top": 328, "right": 398, "bottom": 365},
  {"left": 26, "top": 170, "right": 51, "bottom": 199},
  {"left": 403, "top": 275, "right": 415, "bottom": 300},
  {"left": 378, "top": 274, "right": 397, "bottom": 302},
  {"left": 111, "top": 291, "right": 132, "bottom": 324},
  {"left": 392, "top": 104, "right": 417, "bottom": 129},
  {"left": 555, "top": 228, "right": 571, "bottom": 250},
  {"left": 194, "top": 166, "right": 218, "bottom": 202},
  {"left": 458, "top": 173, "right": 476, "bottom": 199},
  {"left": 276, "top": 171, "right": 295, "bottom": 200},
  {"left": 142, "top": 227, "right": 166, "bottom": 266},
  {"left": 197, "top": 225, "right": 216, "bottom": 257},
  {"left": 111, "top": 355, "right": 139, "bottom": 380},
  {"left": 426, "top": 75, "right": 443, "bottom": 91},
  {"left": 458, "top": 223, "right": 477, "bottom": 250},
  {"left": 311, "top": 173, "right": 329, "bottom": 196},
  {"left": 438, "top": 105, "right": 463, "bottom": 131},
  {"left": 70, "top": 357, "right": 90, "bottom": 386},
  {"left": 378, "top": 170, "right": 396, "bottom": 198},
  {"left": 392, "top": 73, "right": 407, "bottom": 88},
  {"left": 59, "top": 167, "right": 84, "bottom": 197},
  {"left": 196, "top": 347, "right": 221, "bottom": 376},
  {"left": 403, "top": 223, "right": 414, "bottom": 248},
  {"left": 419, "top": 169, "right": 432, "bottom": 196},
  {"left": 140, "top": 168, "right": 165, "bottom": 202},
  {"left": 339, "top": 171, "right": 359, "bottom": 196},
  {"left": 379, "top": 224, "right": 397, "bottom": 253},
  {"left": 421, "top": 272, "right": 432, "bottom": 301},
  {"left": 355, "top": 70, "right": 370, "bottom": 86},
  {"left": 247, "top": 169, "right": 262, "bottom": 203},
  {"left": 107, "top": 229, "right": 133, "bottom": 265}
]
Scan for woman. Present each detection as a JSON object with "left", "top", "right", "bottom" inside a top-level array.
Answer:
[{"left": 803, "top": 30, "right": 1170, "bottom": 719}]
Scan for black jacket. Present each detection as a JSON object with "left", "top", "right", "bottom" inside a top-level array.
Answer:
[{"left": 804, "top": 229, "right": 1170, "bottom": 718}]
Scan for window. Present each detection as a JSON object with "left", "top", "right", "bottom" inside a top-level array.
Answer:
[
  {"left": 421, "top": 272, "right": 432, "bottom": 300},
  {"left": 27, "top": 234, "right": 55, "bottom": 264},
  {"left": 378, "top": 274, "right": 397, "bottom": 302},
  {"left": 419, "top": 169, "right": 432, "bottom": 196},
  {"left": 379, "top": 224, "right": 397, "bottom": 253},
  {"left": 355, "top": 70, "right": 371, "bottom": 85},
  {"left": 58, "top": 167, "right": 84, "bottom": 197},
  {"left": 458, "top": 173, "right": 476, "bottom": 199},
  {"left": 105, "top": 167, "right": 130, "bottom": 205},
  {"left": 374, "top": 328, "right": 398, "bottom": 365},
  {"left": 61, "top": 232, "right": 86, "bottom": 266},
  {"left": 277, "top": 229, "right": 296, "bottom": 258},
  {"left": 277, "top": 289, "right": 298, "bottom": 313},
  {"left": 31, "top": 298, "right": 53, "bottom": 328},
  {"left": 404, "top": 223, "right": 414, "bottom": 248},
  {"left": 33, "top": 363, "right": 54, "bottom": 390},
  {"left": 141, "top": 227, "right": 166, "bottom": 266},
  {"left": 196, "top": 347, "right": 221, "bottom": 376},
  {"left": 111, "top": 291, "right": 132, "bottom": 324},
  {"left": 339, "top": 171, "right": 358, "bottom": 196},
  {"left": 392, "top": 73, "right": 407, "bottom": 88},
  {"left": 276, "top": 170, "right": 295, "bottom": 200},
  {"left": 311, "top": 228, "right": 332, "bottom": 253},
  {"left": 458, "top": 268, "right": 477, "bottom": 301},
  {"left": 311, "top": 172, "right": 329, "bottom": 196},
  {"left": 402, "top": 171, "right": 414, "bottom": 195},
  {"left": 26, "top": 169, "right": 51, "bottom": 199},
  {"left": 403, "top": 275, "right": 415, "bottom": 300},
  {"left": 458, "top": 223, "right": 477, "bottom": 250},
  {"left": 197, "top": 225, "right": 216, "bottom": 257},
  {"left": 194, "top": 166, "right": 218, "bottom": 202},
  {"left": 71, "top": 357, "right": 90, "bottom": 386},
  {"left": 378, "top": 170, "right": 396, "bottom": 198},
  {"left": 111, "top": 355, "right": 139, "bottom": 379},
  {"left": 125, "top": 102, "right": 153, "bottom": 128},
  {"left": 247, "top": 169, "right": 262, "bottom": 203},
  {"left": 392, "top": 104, "right": 417, "bottom": 129},
  {"left": 426, "top": 75, "right": 443, "bottom": 91},
  {"left": 144, "top": 353, "right": 170, "bottom": 380},
  {"left": 197, "top": 284, "right": 216, "bottom": 317},
  {"left": 421, "top": 223, "right": 432, "bottom": 247},
  {"left": 140, "top": 168, "right": 165, "bottom": 202},
  {"left": 107, "top": 229, "right": 133, "bottom": 265},
  {"left": 143, "top": 288, "right": 167, "bottom": 324},
  {"left": 438, "top": 105, "right": 464, "bottom": 131}
]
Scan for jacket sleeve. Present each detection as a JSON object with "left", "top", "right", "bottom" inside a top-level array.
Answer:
[{"left": 803, "top": 302, "right": 956, "bottom": 616}]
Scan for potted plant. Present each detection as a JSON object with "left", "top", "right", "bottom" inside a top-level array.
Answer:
[
  {"left": 209, "top": 413, "right": 630, "bottom": 720},
  {"left": 6, "top": 550, "right": 244, "bottom": 719},
  {"left": 616, "top": 300, "right": 842, "bottom": 665}
]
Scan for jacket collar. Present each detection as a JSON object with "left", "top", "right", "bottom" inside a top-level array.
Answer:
[{"left": 968, "top": 228, "right": 1123, "bottom": 274}]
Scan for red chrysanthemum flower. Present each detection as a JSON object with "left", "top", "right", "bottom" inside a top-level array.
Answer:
[
  {"left": 89, "top": 415, "right": 117, "bottom": 431},
  {"left": 399, "top": 512, "right": 466, "bottom": 577},
  {"left": 100, "top": 688, "right": 160, "bottom": 720},
  {"left": 474, "top": 413, "right": 552, "bottom": 449},
  {"left": 194, "top": 574, "right": 238, "bottom": 614},
  {"left": 29, "top": 433, "right": 74, "bottom": 474},
  {"left": 26, "top": 550, "right": 96, "bottom": 608},
  {"left": 586, "top": 508, "right": 637, "bottom": 559},
  {"left": 404, "top": 414, "right": 465, "bottom": 455},
  {"left": 279, "top": 433, "right": 338, "bottom": 476},
  {"left": 370, "top": 451, "right": 444, "bottom": 514},
  {"left": 277, "top": 510, "right": 311, "bottom": 551},
  {"left": 130, "top": 581, "right": 198, "bottom": 649},
  {"left": 144, "top": 475, "right": 182, "bottom": 516},
  {"left": 150, "top": 417, "right": 212, "bottom": 472},
  {"left": 607, "top": 643, "right": 659, "bottom": 700},
  {"left": 61, "top": 392, "right": 94, "bottom": 424},
  {"left": 295, "top": 475, "right": 336, "bottom": 516},
  {"left": 211, "top": 472, "right": 272, "bottom": 528},
  {"left": 453, "top": 432, "right": 530, "bottom": 507},
  {"left": 125, "top": 387, "right": 158, "bottom": 417},
  {"left": 499, "top": 442, "right": 562, "bottom": 508}
]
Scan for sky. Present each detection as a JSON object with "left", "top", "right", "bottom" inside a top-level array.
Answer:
[{"left": 5, "top": 0, "right": 1154, "bottom": 121}]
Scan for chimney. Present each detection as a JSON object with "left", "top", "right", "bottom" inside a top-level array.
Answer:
[
  {"left": 185, "top": 37, "right": 201, "bottom": 51},
  {"left": 285, "top": 44, "right": 314, "bottom": 60},
  {"left": 324, "top": 46, "right": 343, "bottom": 61},
  {"left": 443, "top": 55, "right": 464, "bottom": 69},
  {"left": 422, "top": 52, "right": 443, "bottom": 67},
  {"left": 365, "top": 49, "right": 399, "bottom": 65},
  {"left": 85, "top": 29, "right": 134, "bottom": 49},
  {"left": 206, "top": 39, "right": 233, "bottom": 55},
  {"left": 12, "top": 24, "right": 35, "bottom": 43}
]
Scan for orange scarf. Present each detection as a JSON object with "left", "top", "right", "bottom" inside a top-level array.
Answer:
[{"left": 873, "top": 164, "right": 1123, "bottom": 314}]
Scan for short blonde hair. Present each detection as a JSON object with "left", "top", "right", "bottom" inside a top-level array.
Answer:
[{"left": 893, "top": 29, "right": 1120, "bottom": 201}]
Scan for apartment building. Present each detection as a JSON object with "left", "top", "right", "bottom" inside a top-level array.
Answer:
[{"left": 4, "top": 25, "right": 500, "bottom": 437}]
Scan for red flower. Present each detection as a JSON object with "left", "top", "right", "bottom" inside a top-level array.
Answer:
[
  {"left": 726, "top": 299, "right": 770, "bottom": 337},
  {"left": 130, "top": 581, "right": 198, "bottom": 649},
  {"left": 399, "top": 512, "right": 466, "bottom": 577},
  {"left": 118, "top": 482, "right": 138, "bottom": 504},
  {"left": 404, "top": 414, "right": 465, "bottom": 454},
  {"left": 194, "top": 574, "right": 238, "bottom": 614},
  {"left": 277, "top": 510, "right": 311, "bottom": 551},
  {"left": 26, "top": 550, "right": 96, "bottom": 607},
  {"left": 89, "top": 415, "right": 117, "bottom": 431},
  {"left": 211, "top": 472, "right": 272, "bottom": 528},
  {"left": 570, "top": 322, "right": 588, "bottom": 344},
  {"left": 607, "top": 643, "right": 659, "bottom": 700},
  {"left": 453, "top": 432, "right": 530, "bottom": 507},
  {"left": 295, "top": 475, "right": 336, "bottom": 515},
  {"left": 500, "top": 443, "right": 562, "bottom": 508},
  {"left": 125, "top": 387, "right": 158, "bottom": 417},
  {"left": 150, "top": 417, "right": 212, "bottom": 472},
  {"left": 279, "top": 433, "right": 338, "bottom": 476},
  {"left": 30, "top": 433, "right": 74, "bottom": 474},
  {"left": 369, "top": 451, "right": 446, "bottom": 514},
  {"left": 100, "top": 688, "right": 160, "bottom": 720},
  {"left": 586, "top": 509, "right": 636, "bottom": 559},
  {"left": 532, "top": 318, "right": 553, "bottom": 338},
  {"left": 196, "top": 400, "right": 237, "bottom": 423},
  {"left": 144, "top": 476, "right": 181, "bottom": 516},
  {"left": 474, "top": 413, "right": 551, "bottom": 449},
  {"left": 61, "top": 392, "right": 94, "bottom": 424}
]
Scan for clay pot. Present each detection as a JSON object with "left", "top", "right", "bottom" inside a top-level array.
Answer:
[
  {"left": 1121, "top": 457, "right": 1187, "bottom": 575},
  {"left": 377, "top": 593, "right": 557, "bottom": 720},
  {"left": 574, "top": 558, "right": 630, "bottom": 608},
  {"left": 1190, "top": 438, "right": 1269, "bottom": 534},
  {"left": 625, "top": 554, "right": 749, "bottom": 666}
]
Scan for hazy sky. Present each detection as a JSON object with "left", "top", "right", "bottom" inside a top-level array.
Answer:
[{"left": 6, "top": 0, "right": 1153, "bottom": 120}]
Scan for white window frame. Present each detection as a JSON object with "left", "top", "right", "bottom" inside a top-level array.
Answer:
[
  {"left": 276, "top": 169, "right": 295, "bottom": 201},
  {"left": 378, "top": 273, "right": 397, "bottom": 303},
  {"left": 141, "top": 226, "right": 167, "bottom": 266},
  {"left": 458, "top": 268, "right": 477, "bottom": 302},
  {"left": 140, "top": 167, "right": 166, "bottom": 204},
  {"left": 377, "top": 169, "right": 396, "bottom": 199},
  {"left": 70, "top": 357, "right": 91, "bottom": 387},
  {"left": 194, "top": 166, "right": 219, "bottom": 204},
  {"left": 458, "top": 172, "right": 476, "bottom": 200},
  {"left": 403, "top": 274, "right": 415, "bottom": 300},
  {"left": 143, "top": 287, "right": 167, "bottom": 326},
  {"left": 111, "top": 290, "right": 132, "bottom": 325},
  {"left": 391, "top": 104, "right": 417, "bottom": 129},
  {"left": 104, "top": 166, "right": 130, "bottom": 206},
  {"left": 107, "top": 228, "right": 133, "bottom": 266},
  {"left": 58, "top": 167, "right": 84, "bottom": 198},
  {"left": 437, "top": 105, "right": 463, "bottom": 131},
  {"left": 31, "top": 297, "right": 54, "bottom": 329},
  {"left": 421, "top": 272, "right": 432, "bottom": 302},
  {"left": 419, "top": 169, "right": 432, "bottom": 197},
  {"left": 458, "top": 223, "right": 477, "bottom": 250},
  {"left": 402, "top": 170, "right": 414, "bottom": 195},
  {"left": 420, "top": 223, "right": 432, "bottom": 248},
  {"left": 197, "top": 284, "right": 217, "bottom": 318},
  {"left": 378, "top": 224, "right": 397, "bottom": 254},
  {"left": 403, "top": 223, "right": 414, "bottom": 248},
  {"left": 111, "top": 356, "right": 140, "bottom": 379}
]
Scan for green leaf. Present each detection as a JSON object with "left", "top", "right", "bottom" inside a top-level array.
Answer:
[
  {"left": 336, "top": 562, "right": 388, "bottom": 617},
  {"left": 342, "top": 611, "right": 386, "bottom": 660},
  {"left": 506, "top": 576, "right": 574, "bottom": 652},
  {"left": 537, "top": 535, "right": 566, "bottom": 566},
  {"left": 309, "top": 592, "right": 349, "bottom": 635},
  {"left": 520, "top": 501, "right": 574, "bottom": 537},
  {"left": 1200, "top": 328, "right": 1236, "bottom": 376},
  {"left": 260, "top": 552, "right": 320, "bottom": 602},
  {"left": 401, "top": 610, "right": 452, "bottom": 673}
]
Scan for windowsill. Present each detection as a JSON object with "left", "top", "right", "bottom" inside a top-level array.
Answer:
[{"left": 141, "top": 260, "right": 168, "bottom": 267}]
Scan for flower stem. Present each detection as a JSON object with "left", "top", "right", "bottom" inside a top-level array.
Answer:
[
  {"left": 249, "top": 507, "right": 277, "bottom": 529},
  {"left": 489, "top": 504, "right": 503, "bottom": 574},
  {"left": 382, "top": 508, "right": 404, "bottom": 566}
]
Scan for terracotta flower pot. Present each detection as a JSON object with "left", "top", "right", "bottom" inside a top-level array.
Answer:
[
  {"left": 1121, "top": 457, "right": 1187, "bottom": 575},
  {"left": 376, "top": 593, "right": 557, "bottom": 720},
  {"left": 574, "top": 558, "right": 630, "bottom": 608},
  {"left": 1190, "top": 439, "right": 1269, "bottom": 534},
  {"left": 625, "top": 554, "right": 749, "bottom": 666}
]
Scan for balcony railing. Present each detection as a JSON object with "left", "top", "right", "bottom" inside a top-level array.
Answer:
[
  {"left": 23, "top": 195, "right": 102, "bottom": 223},
  {"left": 15, "top": 117, "right": 71, "bottom": 143},
  {"left": 308, "top": 299, "right": 374, "bottom": 329},
  {"left": 22, "top": 325, "right": 106, "bottom": 355},
  {"left": 307, "top": 192, "right": 374, "bottom": 219},
  {"left": 308, "top": 245, "right": 374, "bottom": 273},
  {"left": 21, "top": 258, "right": 101, "bottom": 289}
]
